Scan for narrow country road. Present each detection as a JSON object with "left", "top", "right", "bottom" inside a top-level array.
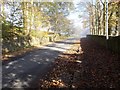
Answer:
[{"left": 2, "top": 38, "right": 78, "bottom": 88}]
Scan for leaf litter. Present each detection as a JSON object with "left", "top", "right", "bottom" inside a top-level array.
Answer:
[{"left": 39, "top": 38, "right": 120, "bottom": 88}]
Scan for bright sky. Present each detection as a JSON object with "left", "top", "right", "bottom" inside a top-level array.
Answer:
[
  {"left": 67, "top": 0, "right": 90, "bottom": 38},
  {"left": 4, "top": 0, "right": 91, "bottom": 37}
]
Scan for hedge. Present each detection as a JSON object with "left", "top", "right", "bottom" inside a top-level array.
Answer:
[{"left": 87, "top": 35, "right": 120, "bottom": 53}]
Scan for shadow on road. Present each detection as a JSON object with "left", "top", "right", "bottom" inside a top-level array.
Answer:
[
  {"left": 39, "top": 38, "right": 120, "bottom": 88},
  {"left": 2, "top": 38, "right": 77, "bottom": 89}
]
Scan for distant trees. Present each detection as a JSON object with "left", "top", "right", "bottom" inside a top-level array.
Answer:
[{"left": 79, "top": 0, "right": 120, "bottom": 36}]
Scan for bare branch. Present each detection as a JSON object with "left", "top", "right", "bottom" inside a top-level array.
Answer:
[{"left": 100, "top": 0, "right": 104, "bottom": 5}]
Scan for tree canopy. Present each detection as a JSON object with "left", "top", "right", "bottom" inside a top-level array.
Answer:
[{"left": 1, "top": 1, "right": 74, "bottom": 53}]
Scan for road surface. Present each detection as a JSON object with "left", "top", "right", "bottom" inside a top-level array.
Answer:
[{"left": 2, "top": 38, "right": 78, "bottom": 88}]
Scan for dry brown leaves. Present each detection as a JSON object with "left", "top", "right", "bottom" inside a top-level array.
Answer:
[{"left": 39, "top": 38, "right": 120, "bottom": 88}]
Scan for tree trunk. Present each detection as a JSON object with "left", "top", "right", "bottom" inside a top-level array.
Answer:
[
  {"left": 118, "top": 1, "right": 120, "bottom": 35},
  {"left": 103, "top": 3, "right": 106, "bottom": 35}
]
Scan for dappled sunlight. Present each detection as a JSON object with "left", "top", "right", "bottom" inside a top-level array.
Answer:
[
  {"left": 38, "top": 40, "right": 77, "bottom": 62},
  {"left": 2, "top": 1, "right": 74, "bottom": 57},
  {"left": 39, "top": 40, "right": 84, "bottom": 88},
  {"left": 39, "top": 38, "right": 120, "bottom": 88},
  {"left": 51, "top": 79, "right": 66, "bottom": 87},
  {"left": 2, "top": 49, "right": 57, "bottom": 88},
  {"left": 2, "top": 38, "right": 77, "bottom": 88},
  {"left": 1, "top": 0, "right": 120, "bottom": 88},
  {"left": 40, "top": 58, "right": 83, "bottom": 88},
  {"left": 8, "top": 61, "right": 17, "bottom": 65},
  {"left": 42, "top": 46, "right": 67, "bottom": 52},
  {"left": 42, "top": 39, "right": 78, "bottom": 52}
]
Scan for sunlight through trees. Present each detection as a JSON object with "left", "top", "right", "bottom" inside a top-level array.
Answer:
[
  {"left": 1, "top": 1, "right": 74, "bottom": 53},
  {"left": 78, "top": 0, "right": 120, "bottom": 36}
]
